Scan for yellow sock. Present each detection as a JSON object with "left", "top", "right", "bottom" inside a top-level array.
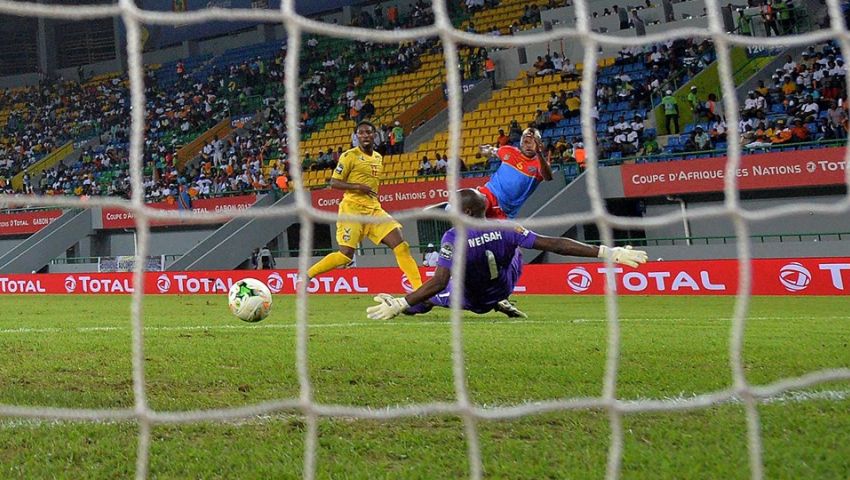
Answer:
[
  {"left": 392, "top": 242, "right": 422, "bottom": 289},
  {"left": 307, "top": 251, "right": 352, "bottom": 278}
]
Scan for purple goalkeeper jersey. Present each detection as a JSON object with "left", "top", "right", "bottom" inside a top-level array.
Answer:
[{"left": 436, "top": 225, "right": 537, "bottom": 309}]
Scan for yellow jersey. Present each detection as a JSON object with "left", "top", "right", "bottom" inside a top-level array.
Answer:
[{"left": 332, "top": 146, "right": 383, "bottom": 209}]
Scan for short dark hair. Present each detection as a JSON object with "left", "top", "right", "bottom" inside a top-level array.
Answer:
[{"left": 355, "top": 120, "right": 376, "bottom": 132}]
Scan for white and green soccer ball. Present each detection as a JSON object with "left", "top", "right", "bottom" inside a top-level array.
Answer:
[{"left": 228, "top": 278, "right": 272, "bottom": 322}]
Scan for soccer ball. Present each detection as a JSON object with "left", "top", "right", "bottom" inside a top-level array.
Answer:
[{"left": 228, "top": 278, "right": 272, "bottom": 322}]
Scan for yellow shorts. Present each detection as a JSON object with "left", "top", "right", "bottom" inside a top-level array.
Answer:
[{"left": 336, "top": 201, "right": 402, "bottom": 248}]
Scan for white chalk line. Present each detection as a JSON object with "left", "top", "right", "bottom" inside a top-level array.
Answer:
[
  {"left": 2, "top": 389, "right": 848, "bottom": 430},
  {"left": 0, "top": 315, "right": 848, "bottom": 335}
]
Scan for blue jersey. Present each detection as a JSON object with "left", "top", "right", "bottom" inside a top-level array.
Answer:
[
  {"left": 437, "top": 225, "right": 537, "bottom": 307},
  {"left": 485, "top": 145, "right": 545, "bottom": 218}
]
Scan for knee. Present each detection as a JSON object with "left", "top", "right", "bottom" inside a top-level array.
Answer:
[{"left": 393, "top": 241, "right": 411, "bottom": 255}]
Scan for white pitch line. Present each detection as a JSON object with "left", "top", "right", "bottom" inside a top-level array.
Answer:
[
  {"left": 0, "top": 316, "right": 848, "bottom": 336},
  {"left": 2, "top": 389, "right": 848, "bottom": 430}
]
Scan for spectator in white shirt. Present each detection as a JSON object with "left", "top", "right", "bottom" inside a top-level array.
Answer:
[
  {"left": 434, "top": 154, "right": 448, "bottom": 174},
  {"left": 797, "top": 95, "right": 820, "bottom": 123},
  {"left": 782, "top": 54, "right": 797, "bottom": 75},
  {"left": 423, "top": 243, "right": 439, "bottom": 267}
]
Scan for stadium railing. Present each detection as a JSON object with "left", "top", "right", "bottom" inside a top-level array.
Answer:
[
  {"left": 46, "top": 231, "right": 850, "bottom": 266},
  {"left": 603, "top": 138, "right": 849, "bottom": 166},
  {"left": 375, "top": 70, "right": 446, "bottom": 126}
]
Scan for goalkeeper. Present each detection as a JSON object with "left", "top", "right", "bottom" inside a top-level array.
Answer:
[
  {"left": 366, "top": 189, "right": 647, "bottom": 321},
  {"left": 307, "top": 121, "right": 422, "bottom": 290}
]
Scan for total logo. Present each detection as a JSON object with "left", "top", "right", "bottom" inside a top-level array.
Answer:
[
  {"left": 266, "top": 272, "right": 284, "bottom": 293},
  {"left": 64, "top": 276, "right": 77, "bottom": 293},
  {"left": 0, "top": 277, "right": 46, "bottom": 293},
  {"left": 162, "top": 274, "right": 234, "bottom": 293},
  {"left": 402, "top": 271, "right": 437, "bottom": 293},
  {"left": 567, "top": 267, "right": 593, "bottom": 293},
  {"left": 778, "top": 262, "right": 811, "bottom": 292},
  {"left": 156, "top": 274, "right": 171, "bottom": 293},
  {"left": 63, "top": 275, "right": 134, "bottom": 293},
  {"left": 566, "top": 267, "right": 728, "bottom": 293},
  {"left": 401, "top": 274, "right": 414, "bottom": 293},
  {"left": 285, "top": 273, "right": 368, "bottom": 293},
  {"left": 778, "top": 262, "right": 850, "bottom": 292}
]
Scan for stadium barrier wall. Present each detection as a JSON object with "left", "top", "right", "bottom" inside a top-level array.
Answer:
[
  {"left": 2, "top": 257, "right": 848, "bottom": 295},
  {"left": 1, "top": 177, "right": 488, "bottom": 237},
  {"left": 311, "top": 177, "right": 486, "bottom": 212},
  {"left": 101, "top": 194, "right": 256, "bottom": 229},
  {"left": 0, "top": 209, "right": 64, "bottom": 235}
]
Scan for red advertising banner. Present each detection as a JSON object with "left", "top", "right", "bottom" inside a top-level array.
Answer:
[
  {"left": 311, "top": 178, "right": 487, "bottom": 213},
  {"left": 2, "top": 257, "right": 849, "bottom": 295},
  {"left": 101, "top": 194, "right": 257, "bottom": 229},
  {"left": 621, "top": 147, "right": 848, "bottom": 197},
  {"left": 0, "top": 209, "right": 64, "bottom": 236}
]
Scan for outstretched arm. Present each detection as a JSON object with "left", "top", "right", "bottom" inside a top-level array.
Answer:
[
  {"left": 367, "top": 266, "right": 450, "bottom": 320},
  {"left": 406, "top": 266, "right": 450, "bottom": 306},
  {"left": 532, "top": 235, "right": 648, "bottom": 267}
]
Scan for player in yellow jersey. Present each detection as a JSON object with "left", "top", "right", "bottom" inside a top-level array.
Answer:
[{"left": 307, "top": 121, "right": 423, "bottom": 290}]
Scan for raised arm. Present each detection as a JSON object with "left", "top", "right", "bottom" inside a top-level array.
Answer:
[
  {"left": 537, "top": 146, "right": 554, "bottom": 181},
  {"left": 479, "top": 144, "right": 498, "bottom": 159}
]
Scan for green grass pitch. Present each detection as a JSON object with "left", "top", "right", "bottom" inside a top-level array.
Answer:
[{"left": 0, "top": 295, "right": 848, "bottom": 479}]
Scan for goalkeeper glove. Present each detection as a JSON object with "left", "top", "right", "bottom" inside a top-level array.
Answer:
[
  {"left": 597, "top": 245, "right": 648, "bottom": 268},
  {"left": 366, "top": 293, "right": 410, "bottom": 320}
]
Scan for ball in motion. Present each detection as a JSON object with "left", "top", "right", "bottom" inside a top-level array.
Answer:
[{"left": 228, "top": 278, "right": 272, "bottom": 322}]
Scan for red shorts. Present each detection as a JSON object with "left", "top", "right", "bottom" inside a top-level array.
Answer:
[{"left": 476, "top": 185, "right": 507, "bottom": 220}]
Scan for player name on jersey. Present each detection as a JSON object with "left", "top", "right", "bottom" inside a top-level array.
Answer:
[{"left": 468, "top": 231, "right": 503, "bottom": 247}]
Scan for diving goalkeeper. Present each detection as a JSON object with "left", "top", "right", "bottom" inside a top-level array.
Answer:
[{"left": 366, "top": 189, "right": 647, "bottom": 320}]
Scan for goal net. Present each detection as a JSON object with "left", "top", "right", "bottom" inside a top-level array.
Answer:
[{"left": 0, "top": 0, "right": 849, "bottom": 479}]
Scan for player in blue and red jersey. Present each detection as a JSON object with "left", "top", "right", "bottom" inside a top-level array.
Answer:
[
  {"left": 366, "top": 189, "right": 648, "bottom": 320},
  {"left": 478, "top": 127, "right": 553, "bottom": 219},
  {"left": 475, "top": 127, "right": 551, "bottom": 315}
]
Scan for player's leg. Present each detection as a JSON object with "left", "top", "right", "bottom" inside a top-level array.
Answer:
[
  {"left": 476, "top": 185, "right": 507, "bottom": 219},
  {"left": 494, "top": 248, "right": 527, "bottom": 318},
  {"left": 370, "top": 212, "right": 423, "bottom": 290},
  {"left": 307, "top": 243, "right": 356, "bottom": 278},
  {"left": 307, "top": 205, "right": 362, "bottom": 278}
]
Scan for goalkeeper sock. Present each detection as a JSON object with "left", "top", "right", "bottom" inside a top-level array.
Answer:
[
  {"left": 392, "top": 242, "right": 422, "bottom": 290},
  {"left": 307, "top": 251, "right": 352, "bottom": 279}
]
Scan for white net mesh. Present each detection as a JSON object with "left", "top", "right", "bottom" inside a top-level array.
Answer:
[{"left": 0, "top": 0, "right": 849, "bottom": 479}]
